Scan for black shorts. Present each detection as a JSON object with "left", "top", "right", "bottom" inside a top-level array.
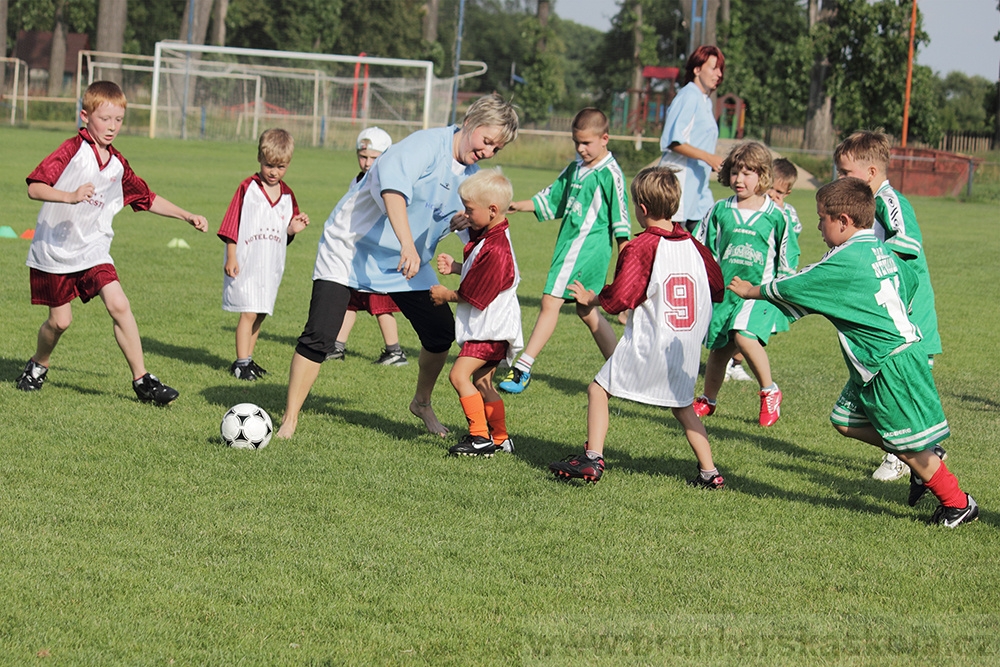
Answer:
[
  {"left": 388, "top": 290, "right": 455, "bottom": 354},
  {"left": 295, "top": 280, "right": 352, "bottom": 363},
  {"left": 295, "top": 281, "right": 455, "bottom": 362}
]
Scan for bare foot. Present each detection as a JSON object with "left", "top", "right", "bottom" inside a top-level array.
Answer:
[
  {"left": 275, "top": 417, "right": 296, "bottom": 440},
  {"left": 410, "top": 399, "right": 448, "bottom": 437}
]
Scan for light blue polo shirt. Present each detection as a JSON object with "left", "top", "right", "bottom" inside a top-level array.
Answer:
[
  {"left": 659, "top": 82, "right": 719, "bottom": 222},
  {"left": 313, "top": 125, "right": 477, "bottom": 292}
]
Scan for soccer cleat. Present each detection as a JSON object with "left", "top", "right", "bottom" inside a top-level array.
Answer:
[
  {"left": 759, "top": 386, "right": 782, "bottom": 427},
  {"left": 725, "top": 359, "right": 754, "bottom": 382},
  {"left": 498, "top": 367, "right": 531, "bottom": 394},
  {"left": 931, "top": 494, "right": 979, "bottom": 528},
  {"left": 549, "top": 452, "right": 605, "bottom": 482},
  {"left": 16, "top": 359, "right": 48, "bottom": 391},
  {"left": 907, "top": 446, "right": 949, "bottom": 506},
  {"left": 688, "top": 472, "right": 725, "bottom": 490},
  {"left": 872, "top": 452, "right": 908, "bottom": 482},
  {"left": 132, "top": 373, "right": 179, "bottom": 405},
  {"left": 248, "top": 360, "right": 268, "bottom": 377},
  {"left": 374, "top": 348, "right": 408, "bottom": 366},
  {"left": 326, "top": 348, "right": 346, "bottom": 361},
  {"left": 495, "top": 438, "right": 515, "bottom": 454},
  {"left": 230, "top": 361, "right": 260, "bottom": 382},
  {"left": 449, "top": 435, "right": 498, "bottom": 457},
  {"left": 692, "top": 396, "right": 716, "bottom": 418}
]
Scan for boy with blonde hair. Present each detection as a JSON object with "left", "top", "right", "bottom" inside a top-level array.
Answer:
[
  {"left": 17, "top": 81, "right": 208, "bottom": 403},
  {"left": 834, "top": 130, "right": 944, "bottom": 482},
  {"left": 431, "top": 169, "right": 522, "bottom": 456},
  {"left": 218, "top": 128, "right": 310, "bottom": 380},
  {"left": 500, "top": 107, "right": 630, "bottom": 395},
  {"left": 550, "top": 167, "right": 725, "bottom": 484},
  {"left": 729, "top": 178, "right": 977, "bottom": 527}
]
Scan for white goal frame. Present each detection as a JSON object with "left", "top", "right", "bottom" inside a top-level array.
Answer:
[{"left": 149, "top": 42, "right": 437, "bottom": 140}]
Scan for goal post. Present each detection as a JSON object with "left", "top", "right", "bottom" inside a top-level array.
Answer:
[{"left": 149, "top": 42, "right": 444, "bottom": 145}]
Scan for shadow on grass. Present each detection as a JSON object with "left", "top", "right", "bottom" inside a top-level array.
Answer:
[
  {"left": 949, "top": 392, "right": 1000, "bottom": 412},
  {"left": 143, "top": 337, "right": 230, "bottom": 371}
]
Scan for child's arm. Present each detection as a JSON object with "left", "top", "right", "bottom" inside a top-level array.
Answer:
[
  {"left": 429, "top": 284, "right": 459, "bottom": 306},
  {"left": 382, "top": 191, "right": 420, "bottom": 279},
  {"left": 224, "top": 242, "right": 239, "bottom": 278},
  {"left": 508, "top": 199, "right": 536, "bottom": 214},
  {"left": 728, "top": 277, "right": 762, "bottom": 300},
  {"left": 436, "top": 253, "right": 462, "bottom": 276},
  {"left": 27, "top": 181, "right": 95, "bottom": 204},
  {"left": 148, "top": 195, "right": 209, "bottom": 232}
]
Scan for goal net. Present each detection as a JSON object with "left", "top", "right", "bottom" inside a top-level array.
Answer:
[
  {"left": 151, "top": 43, "right": 460, "bottom": 147},
  {"left": 80, "top": 44, "right": 484, "bottom": 147}
]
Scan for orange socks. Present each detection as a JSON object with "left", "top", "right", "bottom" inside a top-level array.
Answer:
[
  {"left": 484, "top": 400, "right": 508, "bottom": 444},
  {"left": 460, "top": 394, "right": 489, "bottom": 438}
]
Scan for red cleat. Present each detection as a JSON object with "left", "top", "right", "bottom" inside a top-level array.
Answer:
[
  {"left": 692, "top": 396, "right": 716, "bottom": 418},
  {"left": 759, "top": 386, "right": 782, "bottom": 427}
]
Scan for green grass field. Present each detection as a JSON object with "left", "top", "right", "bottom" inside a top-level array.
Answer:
[{"left": 1, "top": 126, "right": 998, "bottom": 665}]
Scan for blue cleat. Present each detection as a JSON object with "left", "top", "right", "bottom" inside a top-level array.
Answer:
[{"left": 498, "top": 367, "right": 531, "bottom": 394}]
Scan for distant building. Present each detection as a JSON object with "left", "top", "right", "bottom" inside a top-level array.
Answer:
[{"left": 15, "top": 30, "right": 91, "bottom": 94}]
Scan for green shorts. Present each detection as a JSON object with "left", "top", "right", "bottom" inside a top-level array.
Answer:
[{"left": 829, "top": 346, "right": 949, "bottom": 452}]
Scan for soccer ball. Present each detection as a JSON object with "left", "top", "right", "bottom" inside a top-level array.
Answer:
[{"left": 220, "top": 403, "right": 273, "bottom": 449}]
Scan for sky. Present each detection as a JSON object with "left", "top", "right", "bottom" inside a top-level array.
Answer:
[{"left": 558, "top": 0, "right": 1000, "bottom": 81}]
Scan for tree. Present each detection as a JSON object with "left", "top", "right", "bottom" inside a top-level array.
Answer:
[
  {"left": 96, "top": 0, "right": 127, "bottom": 84},
  {"left": 178, "top": 0, "right": 212, "bottom": 44},
  {"left": 936, "top": 72, "right": 996, "bottom": 134},
  {"left": 47, "top": 0, "right": 66, "bottom": 96},
  {"left": 804, "top": 0, "right": 835, "bottom": 151},
  {"left": 211, "top": 0, "right": 227, "bottom": 46}
]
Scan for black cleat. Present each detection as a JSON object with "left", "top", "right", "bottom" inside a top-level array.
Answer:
[
  {"left": 230, "top": 361, "right": 260, "bottom": 381},
  {"left": 549, "top": 452, "right": 605, "bottom": 482},
  {"left": 132, "top": 373, "right": 179, "bottom": 405},
  {"left": 688, "top": 472, "right": 725, "bottom": 490},
  {"left": 931, "top": 494, "right": 979, "bottom": 528},
  {"left": 449, "top": 435, "right": 498, "bottom": 457},
  {"left": 248, "top": 360, "right": 268, "bottom": 377},
  {"left": 16, "top": 359, "right": 48, "bottom": 391}
]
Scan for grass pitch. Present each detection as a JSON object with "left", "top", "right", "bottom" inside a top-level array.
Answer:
[{"left": 0, "top": 126, "right": 998, "bottom": 665}]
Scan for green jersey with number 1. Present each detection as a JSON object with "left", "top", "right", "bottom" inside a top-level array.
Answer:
[{"left": 761, "top": 229, "right": 921, "bottom": 386}]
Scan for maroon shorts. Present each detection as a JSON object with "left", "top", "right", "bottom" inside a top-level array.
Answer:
[
  {"left": 347, "top": 290, "right": 401, "bottom": 315},
  {"left": 459, "top": 340, "right": 508, "bottom": 364},
  {"left": 30, "top": 264, "right": 119, "bottom": 306}
]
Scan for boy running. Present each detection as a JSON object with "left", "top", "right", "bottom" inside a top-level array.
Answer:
[
  {"left": 500, "top": 107, "right": 630, "bottom": 394},
  {"left": 17, "top": 81, "right": 208, "bottom": 403},
  {"left": 549, "top": 167, "right": 725, "bottom": 485},
  {"left": 728, "top": 178, "right": 977, "bottom": 527}
]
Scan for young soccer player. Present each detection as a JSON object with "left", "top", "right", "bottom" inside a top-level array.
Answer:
[
  {"left": 499, "top": 107, "right": 629, "bottom": 395},
  {"left": 834, "top": 130, "right": 944, "bottom": 482},
  {"left": 430, "top": 169, "right": 522, "bottom": 457},
  {"left": 728, "top": 177, "right": 978, "bottom": 527},
  {"left": 329, "top": 127, "right": 408, "bottom": 366},
  {"left": 16, "top": 81, "right": 208, "bottom": 404},
  {"left": 549, "top": 167, "right": 725, "bottom": 485},
  {"left": 692, "top": 142, "right": 799, "bottom": 427},
  {"left": 218, "top": 128, "right": 310, "bottom": 381}
]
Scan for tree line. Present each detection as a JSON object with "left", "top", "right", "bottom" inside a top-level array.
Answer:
[{"left": 2, "top": 0, "right": 997, "bottom": 147}]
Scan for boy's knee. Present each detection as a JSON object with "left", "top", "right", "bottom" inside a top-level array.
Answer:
[
  {"left": 46, "top": 312, "right": 72, "bottom": 333},
  {"left": 832, "top": 422, "right": 851, "bottom": 438}
]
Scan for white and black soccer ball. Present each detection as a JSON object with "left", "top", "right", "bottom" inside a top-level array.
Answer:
[{"left": 220, "top": 403, "right": 273, "bottom": 449}]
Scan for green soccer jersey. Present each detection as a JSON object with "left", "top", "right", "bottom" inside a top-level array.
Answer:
[
  {"left": 873, "top": 180, "right": 941, "bottom": 356},
  {"left": 697, "top": 195, "right": 799, "bottom": 347},
  {"left": 761, "top": 229, "right": 922, "bottom": 386},
  {"left": 532, "top": 153, "right": 630, "bottom": 297}
]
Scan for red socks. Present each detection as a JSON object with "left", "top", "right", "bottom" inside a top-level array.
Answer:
[{"left": 925, "top": 461, "right": 967, "bottom": 508}]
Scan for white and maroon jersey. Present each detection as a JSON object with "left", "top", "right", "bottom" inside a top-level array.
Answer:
[
  {"left": 26, "top": 129, "right": 155, "bottom": 274},
  {"left": 454, "top": 220, "right": 523, "bottom": 365},
  {"left": 595, "top": 224, "right": 723, "bottom": 407},
  {"left": 218, "top": 174, "right": 299, "bottom": 314}
]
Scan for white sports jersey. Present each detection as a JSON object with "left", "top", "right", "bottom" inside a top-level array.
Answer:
[
  {"left": 219, "top": 175, "right": 297, "bottom": 314},
  {"left": 454, "top": 225, "right": 523, "bottom": 365},
  {"left": 26, "top": 130, "right": 154, "bottom": 273},
  {"left": 595, "top": 234, "right": 713, "bottom": 407}
]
